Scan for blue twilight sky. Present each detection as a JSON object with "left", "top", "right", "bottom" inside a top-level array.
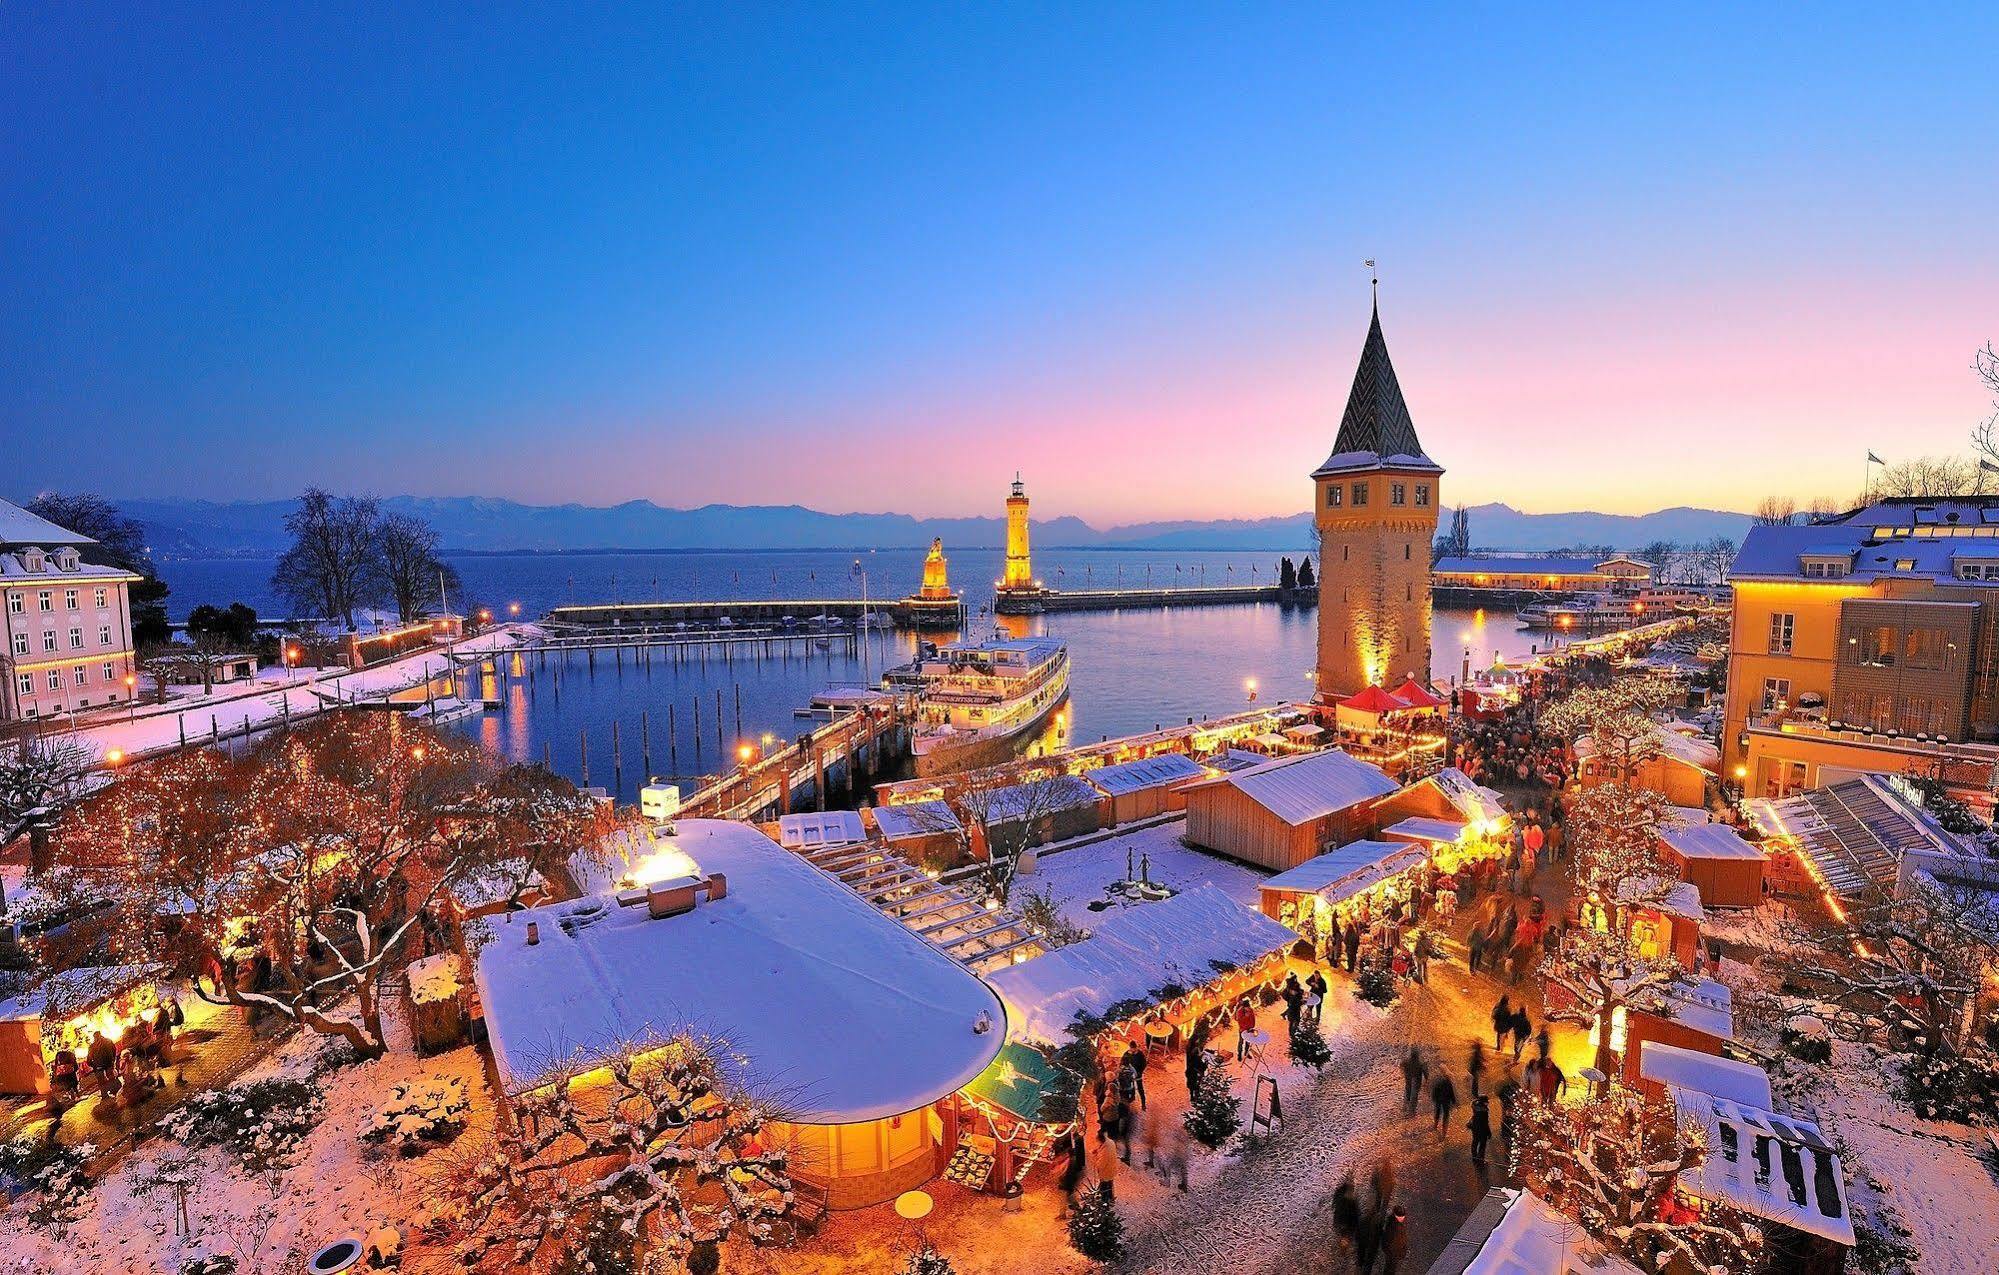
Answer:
[{"left": 2, "top": 4, "right": 1995, "bottom": 524}]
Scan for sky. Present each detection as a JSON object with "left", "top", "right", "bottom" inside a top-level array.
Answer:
[{"left": 3, "top": 4, "right": 1995, "bottom": 527}]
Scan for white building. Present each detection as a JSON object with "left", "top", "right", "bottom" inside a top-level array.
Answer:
[{"left": 0, "top": 498, "right": 142, "bottom": 722}]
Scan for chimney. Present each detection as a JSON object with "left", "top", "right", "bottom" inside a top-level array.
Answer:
[
  {"left": 525, "top": 921, "right": 540, "bottom": 946},
  {"left": 706, "top": 872, "right": 728, "bottom": 902}
]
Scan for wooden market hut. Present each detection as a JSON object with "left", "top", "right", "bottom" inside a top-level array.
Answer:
[
  {"left": 1182, "top": 749, "right": 1399, "bottom": 872},
  {"left": 1082, "top": 752, "right": 1207, "bottom": 825},
  {"left": 0, "top": 963, "right": 166, "bottom": 1096},
  {"left": 1575, "top": 729, "right": 1719, "bottom": 808},
  {"left": 947, "top": 1041, "right": 1082, "bottom": 1197},
  {"left": 974, "top": 774, "right": 1107, "bottom": 853},
  {"left": 1615, "top": 976, "right": 1736, "bottom": 1090},
  {"left": 474, "top": 820, "right": 1005, "bottom": 1211},
  {"left": 1257, "top": 839, "right": 1428, "bottom": 944},
  {"left": 1659, "top": 822, "right": 1768, "bottom": 909},
  {"left": 870, "top": 799, "right": 964, "bottom": 872}
]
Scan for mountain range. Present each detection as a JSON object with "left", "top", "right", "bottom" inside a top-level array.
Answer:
[{"left": 84, "top": 496, "right": 1753, "bottom": 557}]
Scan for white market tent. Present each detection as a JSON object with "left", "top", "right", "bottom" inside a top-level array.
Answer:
[
  {"left": 777, "top": 810, "right": 868, "bottom": 852},
  {"left": 1259, "top": 840, "right": 1427, "bottom": 909},
  {"left": 1429, "top": 1186, "right": 1643, "bottom": 1275},
  {"left": 985, "top": 883, "right": 1297, "bottom": 1043},
  {"left": 474, "top": 819, "right": 1004, "bottom": 1121},
  {"left": 1637, "top": 1040, "right": 1773, "bottom": 1108}
]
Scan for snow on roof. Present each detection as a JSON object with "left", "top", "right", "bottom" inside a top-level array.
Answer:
[
  {"left": 1084, "top": 752, "right": 1206, "bottom": 797},
  {"left": 1382, "top": 815, "right": 1469, "bottom": 845},
  {"left": 1429, "top": 1186, "right": 1643, "bottom": 1275},
  {"left": 0, "top": 497, "right": 97, "bottom": 548},
  {"left": 1282, "top": 723, "right": 1327, "bottom": 742},
  {"left": 1661, "top": 823, "right": 1766, "bottom": 863},
  {"left": 872, "top": 799, "right": 960, "bottom": 841},
  {"left": 0, "top": 963, "right": 166, "bottom": 1022},
  {"left": 1733, "top": 499, "right": 1999, "bottom": 587},
  {"left": 1189, "top": 749, "right": 1398, "bottom": 826},
  {"left": 1627, "top": 878, "right": 1705, "bottom": 923},
  {"left": 1401, "top": 767, "right": 1508, "bottom": 826},
  {"left": 983, "top": 774, "right": 1103, "bottom": 822},
  {"left": 1260, "top": 840, "right": 1427, "bottom": 905},
  {"left": 776, "top": 810, "right": 867, "bottom": 851},
  {"left": 473, "top": 819, "right": 1004, "bottom": 1118},
  {"left": 1644, "top": 976, "right": 1734, "bottom": 1040},
  {"left": 1573, "top": 729, "right": 1719, "bottom": 771},
  {"left": 1433, "top": 554, "right": 1643, "bottom": 577},
  {"left": 1749, "top": 774, "right": 1967, "bottom": 902},
  {"left": 1638, "top": 1041, "right": 1772, "bottom": 1108},
  {"left": 985, "top": 882, "right": 1297, "bottom": 1043},
  {"left": 1203, "top": 748, "right": 1269, "bottom": 774},
  {"left": 1675, "top": 1090, "right": 1856, "bottom": 1246}
]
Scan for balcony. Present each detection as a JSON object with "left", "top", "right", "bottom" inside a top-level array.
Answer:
[{"left": 1744, "top": 708, "right": 1999, "bottom": 783}]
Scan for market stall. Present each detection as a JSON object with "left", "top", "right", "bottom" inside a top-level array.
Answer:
[
  {"left": 1257, "top": 839, "right": 1428, "bottom": 955},
  {"left": 949, "top": 1041, "right": 1081, "bottom": 1195},
  {"left": 0, "top": 963, "right": 166, "bottom": 1096}
]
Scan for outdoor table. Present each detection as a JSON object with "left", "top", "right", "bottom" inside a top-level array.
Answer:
[
  {"left": 1144, "top": 1020, "right": 1174, "bottom": 1054},
  {"left": 894, "top": 1189, "right": 934, "bottom": 1221}
]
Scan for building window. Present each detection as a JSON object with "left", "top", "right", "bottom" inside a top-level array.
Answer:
[
  {"left": 1415, "top": 484, "right": 1430, "bottom": 507},
  {"left": 42, "top": 631, "right": 57, "bottom": 653},
  {"left": 46, "top": 671, "right": 61, "bottom": 691},
  {"left": 1761, "top": 677, "right": 1791, "bottom": 710},
  {"left": 14, "top": 673, "right": 29, "bottom": 696},
  {"left": 98, "top": 624, "right": 111, "bottom": 645},
  {"left": 1326, "top": 485, "right": 1343, "bottom": 508},
  {"left": 1390, "top": 482, "right": 1407, "bottom": 506},
  {"left": 6, "top": 592, "right": 20, "bottom": 614},
  {"left": 64, "top": 589, "right": 77, "bottom": 610},
  {"left": 93, "top": 587, "right": 107, "bottom": 608},
  {"left": 9, "top": 633, "right": 24, "bottom": 657},
  {"left": 102, "top": 662, "right": 114, "bottom": 681},
  {"left": 1855, "top": 625, "right": 1897, "bottom": 667},
  {"left": 37, "top": 591, "right": 52, "bottom": 612},
  {"left": 1768, "top": 612, "right": 1795, "bottom": 653},
  {"left": 67, "top": 628, "right": 82, "bottom": 649},
  {"left": 72, "top": 667, "right": 87, "bottom": 687},
  {"left": 1351, "top": 481, "right": 1369, "bottom": 507}
]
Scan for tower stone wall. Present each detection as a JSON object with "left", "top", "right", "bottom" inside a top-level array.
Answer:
[
  {"left": 1003, "top": 475, "right": 1033, "bottom": 590},
  {"left": 1314, "top": 469, "right": 1441, "bottom": 698}
]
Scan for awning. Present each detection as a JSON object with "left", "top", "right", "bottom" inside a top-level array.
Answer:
[{"left": 962, "top": 1041, "right": 1075, "bottom": 1124}]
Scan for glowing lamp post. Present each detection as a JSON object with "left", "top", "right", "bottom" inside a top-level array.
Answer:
[
  {"left": 1245, "top": 677, "right": 1259, "bottom": 704},
  {"left": 123, "top": 673, "right": 136, "bottom": 718}
]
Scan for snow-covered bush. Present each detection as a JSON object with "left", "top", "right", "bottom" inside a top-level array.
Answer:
[
  {"left": 1183, "top": 1065, "right": 1242, "bottom": 1148},
  {"left": 1355, "top": 962, "right": 1399, "bottom": 1007},
  {"left": 0, "top": 1135, "right": 96, "bottom": 1238},
  {"left": 179, "top": 1257, "right": 237, "bottom": 1275},
  {"left": 1287, "top": 1021, "right": 1332, "bottom": 1071},
  {"left": 362, "top": 1074, "right": 472, "bottom": 1156},
  {"left": 1906, "top": 1042, "right": 1999, "bottom": 1124},
  {"left": 160, "top": 1075, "right": 324, "bottom": 1184},
  {"left": 1067, "top": 1183, "right": 1125, "bottom": 1262},
  {"left": 902, "top": 1244, "right": 957, "bottom": 1275},
  {"left": 1781, "top": 1015, "right": 1833, "bottom": 1065}
]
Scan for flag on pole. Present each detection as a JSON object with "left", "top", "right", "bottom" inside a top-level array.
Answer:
[
  {"left": 1981, "top": 459, "right": 1999, "bottom": 474},
  {"left": 1867, "top": 451, "right": 1885, "bottom": 465}
]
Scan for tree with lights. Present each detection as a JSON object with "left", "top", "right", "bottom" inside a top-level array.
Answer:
[
  {"left": 914, "top": 765, "right": 1083, "bottom": 905},
  {"left": 1512, "top": 1083, "right": 1761, "bottom": 1274},
  {"left": 430, "top": 1033, "right": 793, "bottom": 1272},
  {"left": 45, "top": 714, "right": 615, "bottom": 1060}
]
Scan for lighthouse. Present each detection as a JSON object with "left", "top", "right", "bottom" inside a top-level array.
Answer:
[{"left": 1001, "top": 473, "right": 1035, "bottom": 592}]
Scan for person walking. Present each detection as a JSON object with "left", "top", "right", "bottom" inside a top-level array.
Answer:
[
  {"left": 1090, "top": 1125, "right": 1120, "bottom": 1202},
  {"left": 1467, "top": 924, "right": 1486, "bottom": 974},
  {"left": 1108, "top": 1094, "right": 1133, "bottom": 1164},
  {"left": 1411, "top": 929, "right": 1433, "bottom": 983},
  {"left": 1344, "top": 922, "right": 1362, "bottom": 973},
  {"left": 1184, "top": 1019, "right": 1211, "bottom": 1095},
  {"left": 1538, "top": 1058, "right": 1568, "bottom": 1103},
  {"left": 1381, "top": 1205, "right": 1410, "bottom": 1275},
  {"left": 1280, "top": 974, "right": 1305, "bottom": 1042},
  {"left": 1509, "top": 1008, "right": 1533, "bottom": 1062},
  {"left": 1233, "top": 996, "right": 1258, "bottom": 1061},
  {"left": 1491, "top": 995, "right": 1513, "bottom": 1051},
  {"left": 1114, "top": 1064, "right": 1140, "bottom": 1139},
  {"left": 1430, "top": 1071, "right": 1458, "bottom": 1135},
  {"left": 1120, "top": 1041, "right": 1149, "bottom": 1110},
  {"left": 1400, "top": 1045, "right": 1428, "bottom": 1117},
  {"left": 1057, "top": 1126, "right": 1087, "bottom": 1212},
  {"left": 1467, "top": 1093, "right": 1493, "bottom": 1165},
  {"left": 1305, "top": 968, "right": 1329, "bottom": 1023}
]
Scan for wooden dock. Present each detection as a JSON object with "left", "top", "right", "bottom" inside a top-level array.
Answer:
[
  {"left": 994, "top": 583, "right": 1315, "bottom": 614},
  {"left": 679, "top": 694, "right": 915, "bottom": 821}
]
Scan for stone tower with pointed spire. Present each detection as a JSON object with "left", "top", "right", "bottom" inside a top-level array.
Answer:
[{"left": 1312, "top": 300, "right": 1444, "bottom": 702}]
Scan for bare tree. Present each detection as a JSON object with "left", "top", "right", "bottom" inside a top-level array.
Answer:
[
  {"left": 0, "top": 735, "right": 92, "bottom": 831},
  {"left": 924, "top": 767, "right": 1090, "bottom": 905},
  {"left": 433, "top": 1033, "right": 793, "bottom": 1270},
  {"left": 1805, "top": 494, "right": 1844, "bottom": 521},
  {"left": 1752, "top": 495, "right": 1797, "bottom": 526},
  {"left": 1872, "top": 455, "right": 1980, "bottom": 499},
  {"left": 271, "top": 488, "right": 379, "bottom": 630},
  {"left": 140, "top": 632, "right": 243, "bottom": 695},
  {"left": 1967, "top": 342, "right": 1999, "bottom": 472},
  {"left": 375, "top": 511, "right": 461, "bottom": 624}
]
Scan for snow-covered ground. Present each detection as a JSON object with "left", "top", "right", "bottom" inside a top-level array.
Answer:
[
  {"left": 1020, "top": 818, "right": 1268, "bottom": 932},
  {"left": 0, "top": 1009, "right": 494, "bottom": 1274}
]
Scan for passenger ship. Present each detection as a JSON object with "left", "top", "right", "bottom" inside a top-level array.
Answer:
[{"left": 886, "top": 634, "right": 1070, "bottom": 776}]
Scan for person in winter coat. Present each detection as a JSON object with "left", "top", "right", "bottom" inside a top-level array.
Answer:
[
  {"left": 1114, "top": 1064, "right": 1140, "bottom": 1134},
  {"left": 1057, "top": 1127, "right": 1087, "bottom": 1209},
  {"left": 1509, "top": 1008, "right": 1533, "bottom": 1061},
  {"left": 1184, "top": 1020, "right": 1211, "bottom": 1094},
  {"left": 1467, "top": 1094, "right": 1493, "bottom": 1165},
  {"left": 1090, "top": 1126, "right": 1120, "bottom": 1201},
  {"left": 1491, "top": 995, "right": 1513, "bottom": 1051},
  {"left": 1233, "top": 997, "right": 1258, "bottom": 1060},
  {"left": 1305, "top": 969, "right": 1329, "bottom": 1022},
  {"left": 1120, "top": 1041, "right": 1149, "bottom": 1110},
  {"left": 1343, "top": 923, "right": 1362, "bottom": 972},
  {"left": 1430, "top": 1072, "right": 1458, "bottom": 1134},
  {"left": 1411, "top": 929, "right": 1433, "bottom": 983},
  {"left": 1332, "top": 1169, "right": 1362, "bottom": 1250},
  {"left": 1400, "top": 1046, "right": 1427, "bottom": 1116},
  {"left": 1381, "top": 1206, "right": 1410, "bottom": 1275},
  {"left": 1537, "top": 1059, "right": 1567, "bottom": 1103},
  {"left": 1280, "top": 974, "right": 1305, "bottom": 1041},
  {"left": 87, "top": 1030, "right": 118, "bottom": 1097},
  {"left": 1467, "top": 926, "right": 1487, "bottom": 974}
]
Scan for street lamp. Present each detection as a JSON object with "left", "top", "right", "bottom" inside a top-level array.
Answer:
[
  {"left": 1245, "top": 677, "right": 1259, "bottom": 704},
  {"left": 508, "top": 602, "right": 521, "bottom": 617},
  {"left": 123, "top": 673, "right": 136, "bottom": 719}
]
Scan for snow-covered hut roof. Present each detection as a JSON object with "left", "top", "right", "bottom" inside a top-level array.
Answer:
[
  {"left": 981, "top": 774, "right": 1103, "bottom": 823},
  {"left": 1661, "top": 823, "right": 1766, "bottom": 863},
  {"left": 1637, "top": 1041, "right": 1772, "bottom": 1108},
  {"left": 1428, "top": 1186, "right": 1643, "bottom": 1275},
  {"left": 1675, "top": 1090, "right": 1855, "bottom": 1246},
  {"left": 1382, "top": 815, "right": 1469, "bottom": 846},
  {"left": 1645, "top": 976, "right": 1734, "bottom": 1041},
  {"left": 1573, "top": 729, "right": 1720, "bottom": 772},
  {"left": 1084, "top": 752, "right": 1205, "bottom": 798},
  {"left": 872, "top": 799, "right": 960, "bottom": 842},
  {"left": 1260, "top": 840, "right": 1427, "bottom": 906},
  {"left": 473, "top": 819, "right": 1004, "bottom": 1118},
  {"left": 1185, "top": 749, "right": 1398, "bottom": 827},
  {"left": 985, "top": 882, "right": 1296, "bottom": 1043},
  {"left": 1202, "top": 748, "right": 1269, "bottom": 774},
  {"left": 1398, "top": 766, "right": 1508, "bottom": 827},
  {"left": 776, "top": 810, "right": 867, "bottom": 851}
]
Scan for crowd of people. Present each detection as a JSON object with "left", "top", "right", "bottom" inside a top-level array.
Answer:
[{"left": 46, "top": 994, "right": 185, "bottom": 1116}]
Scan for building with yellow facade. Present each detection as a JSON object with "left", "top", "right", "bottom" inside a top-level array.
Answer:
[
  {"left": 1724, "top": 498, "right": 1999, "bottom": 808},
  {"left": 1312, "top": 302, "right": 1444, "bottom": 701}
]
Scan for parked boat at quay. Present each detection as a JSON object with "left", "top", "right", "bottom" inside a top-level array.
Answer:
[{"left": 887, "top": 634, "right": 1071, "bottom": 776}]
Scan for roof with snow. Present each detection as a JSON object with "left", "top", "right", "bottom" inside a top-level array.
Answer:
[
  {"left": 0, "top": 497, "right": 98, "bottom": 548},
  {"left": 1083, "top": 751, "right": 1206, "bottom": 798},
  {"left": 1637, "top": 1041, "right": 1773, "bottom": 1108},
  {"left": 1260, "top": 840, "right": 1427, "bottom": 905},
  {"left": 1428, "top": 1186, "right": 1643, "bottom": 1275},
  {"left": 1642, "top": 976, "right": 1734, "bottom": 1041},
  {"left": 1748, "top": 773, "right": 1967, "bottom": 902},
  {"left": 872, "top": 799, "right": 960, "bottom": 842},
  {"left": 1202, "top": 748, "right": 1270, "bottom": 774},
  {"left": 1399, "top": 766, "right": 1509, "bottom": 826},
  {"left": 776, "top": 810, "right": 867, "bottom": 851},
  {"left": 1732, "top": 497, "right": 1999, "bottom": 586},
  {"left": 985, "top": 882, "right": 1298, "bottom": 1043},
  {"left": 980, "top": 774, "right": 1103, "bottom": 822},
  {"left": 1185, "top": 748, "right": 1398, "bottom": 827},
  {"left": 1661, "top": 823, "right": 1766, "bottom": 863},
  {"left": 1433, "top": 554, "right": 1650, "bottom": 578},
  {"left": 1673, "top": 1085, "right": 1855, "bottom": 1246},
  {"left": 1382, "top": 815, "right": 1471, "bottom": 845},
  {"left": 1312, "top": 303, "right": 1442, "bottom": 478},
  {"left": 0, "top": 963, "right": 166, "bottom": 1022},
  {"left": 473, "top": 819, "right": 1004, "bottom": 1118},
  {"left": 1573, "top": 729, "right": 1720, "bottom": 771}
]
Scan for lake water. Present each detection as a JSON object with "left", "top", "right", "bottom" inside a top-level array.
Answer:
[{"left": 160, "top": 550, "right": 1546, "bottom": 804}]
